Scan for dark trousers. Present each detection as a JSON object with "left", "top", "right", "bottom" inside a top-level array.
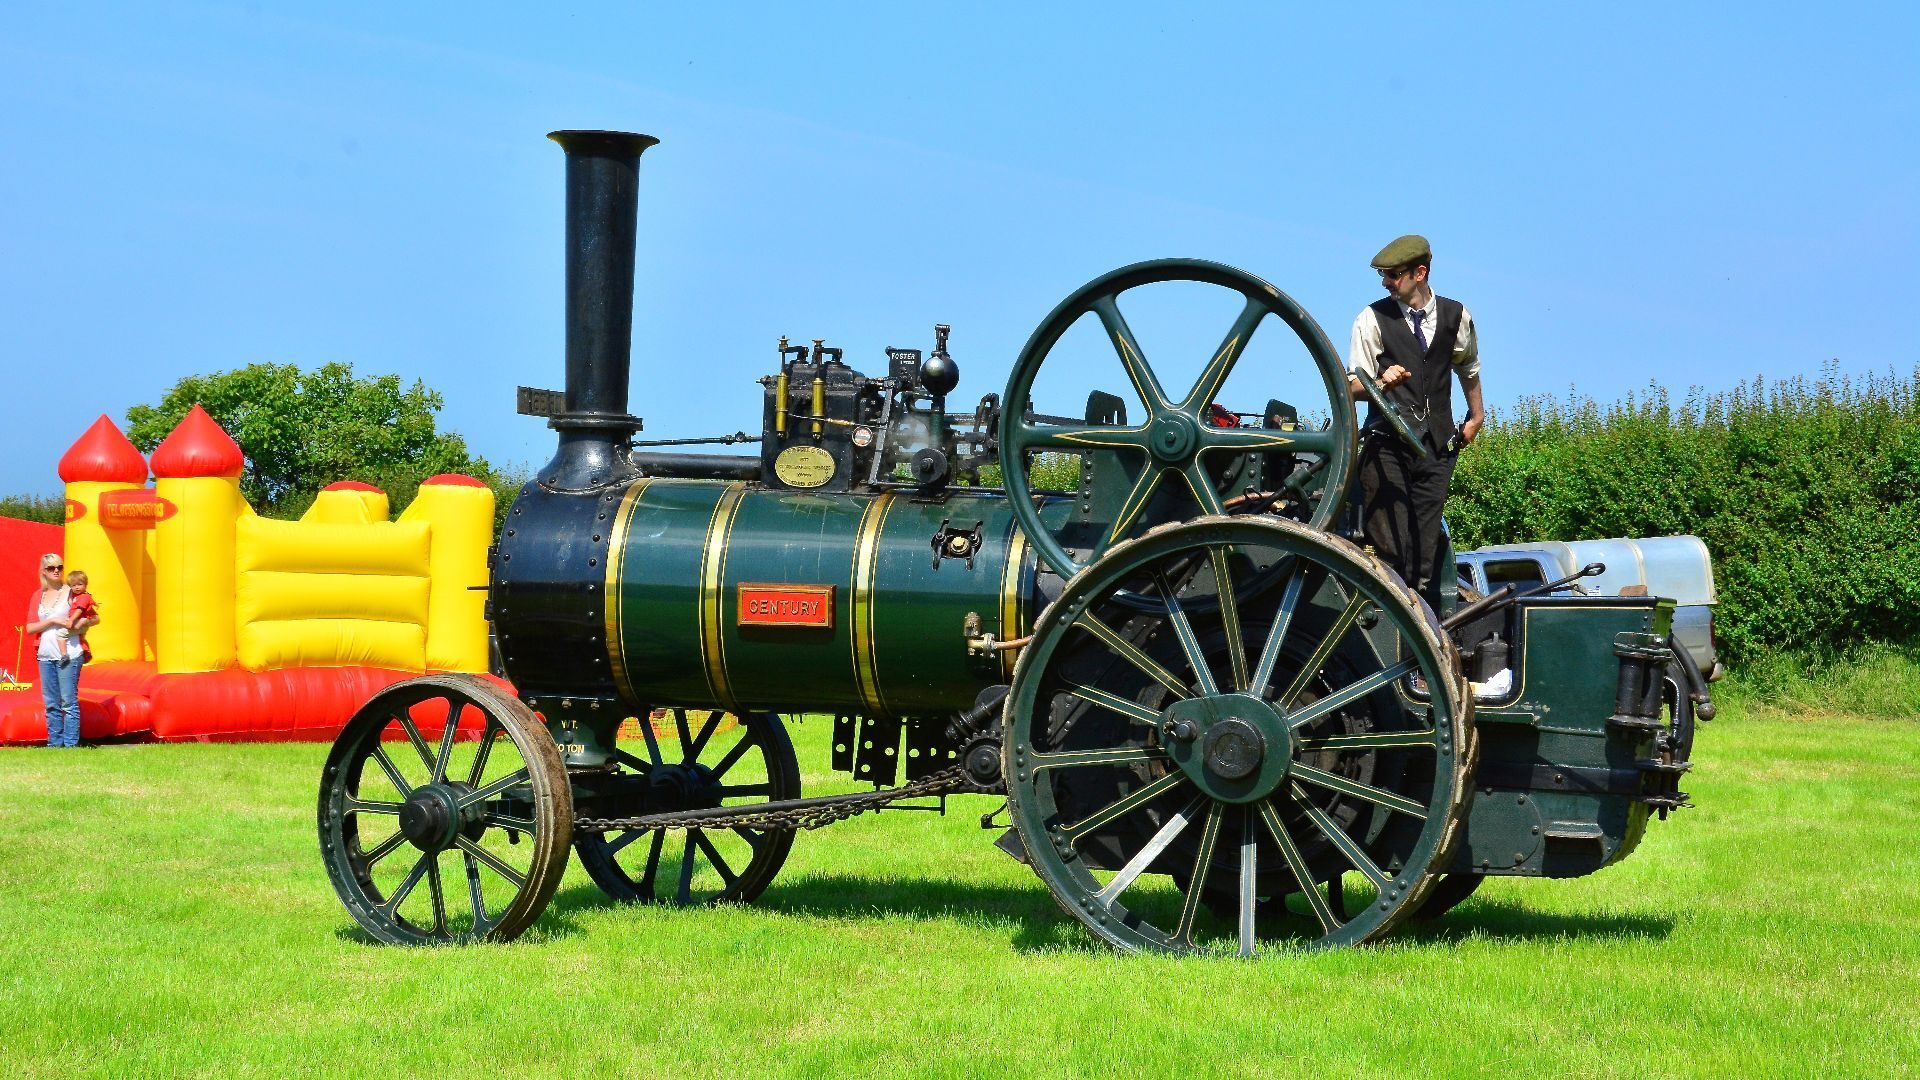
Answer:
[{"left": 1358, "top": 433, "right": 1457, "bottom": 614}]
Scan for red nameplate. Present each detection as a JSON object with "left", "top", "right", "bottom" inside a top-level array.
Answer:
[
  {"left": 738, "top": 584, "right": 834, "bottom": 629},
  {"left": 99, "top": 489, "right": 178, "bottom": 529}
]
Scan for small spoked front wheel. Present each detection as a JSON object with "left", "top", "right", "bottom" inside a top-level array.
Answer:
[
  {"left": 1004, "top": 516, "right": 1474, "bottom": 955},
  {"left": 318, "top": 674, "right": 571, "bottom": 945},
  {"left": 574, "top": 708, "right": 801, "bottom": 906}
]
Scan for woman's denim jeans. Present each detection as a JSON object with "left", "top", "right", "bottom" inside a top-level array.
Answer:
[{"left": 38, "top": 657, "right": 82, "bottom": 747}]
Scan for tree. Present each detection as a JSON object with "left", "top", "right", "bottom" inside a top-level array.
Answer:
[{"left": 125, "top": 363, "right": 494, "bottom": 517}]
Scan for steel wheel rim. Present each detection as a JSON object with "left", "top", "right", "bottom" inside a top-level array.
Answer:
[
  {"left": 1004, "top": 516, "right": 1473, "bottom": 955},
  {"left": 318, "top": 675, "right": 570, "bottom": 945},
  {"left": 575, "top": 709, "right": 800, "bottom": 906}
]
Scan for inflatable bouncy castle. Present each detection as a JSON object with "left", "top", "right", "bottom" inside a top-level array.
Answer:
[{"left": 0, "top": 409, "right": 496, "bottom": 744}]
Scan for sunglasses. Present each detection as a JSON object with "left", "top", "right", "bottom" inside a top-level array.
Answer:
[
  {"left": 43, "top": 564, "right": 63, "bottom": 572},
  {"left": 1378, "top": 267, "right": 1413, "bottom": 283}
]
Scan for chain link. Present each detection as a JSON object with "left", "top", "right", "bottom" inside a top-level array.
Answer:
[{"left": 573, "top": 764, "right": 971, "bottom": 835}]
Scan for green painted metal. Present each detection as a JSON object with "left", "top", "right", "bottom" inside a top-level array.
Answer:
[
  {"left": 997, "top": 259, "right": 1358, "bottom": 581},
  {"left": 1003, "top": 516, "right": 1472, "bottom": 954},
  {"left": 604, "top": 478, "right": 1070, "bottom": 715}
]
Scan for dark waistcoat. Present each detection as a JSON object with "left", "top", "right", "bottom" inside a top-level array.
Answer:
[{"left": 1365, "top": 295, "right": 1464, "bottom": 446}]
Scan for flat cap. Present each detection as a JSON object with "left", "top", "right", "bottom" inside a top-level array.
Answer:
[{"left": 1370, "top": 234, "right": 1431, "bottom": 270}]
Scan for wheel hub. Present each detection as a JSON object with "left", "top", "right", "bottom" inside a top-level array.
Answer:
[
  {"left": 398, "top": 786, "right": 462, "bottom": 852},
  {"left": 1149, "top": 413, "right": 1200, "bottom": 463},
  {"left": 1161, "top": 693, "right": 1295, "bottom": 803}
]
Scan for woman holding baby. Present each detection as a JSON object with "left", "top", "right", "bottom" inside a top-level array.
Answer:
[{"left": 25, "top": 553, "right": 97, "bottom": 748}]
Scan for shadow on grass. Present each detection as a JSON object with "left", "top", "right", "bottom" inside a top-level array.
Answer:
[
  {"left": 543, "top": 872, "right": 1094, "bottom": 952},
  {"left": 1401, "top": 896, "right": 1674, "bottom": 945},
  {"left": 331, "top": 899, "right": 591, "bottom": 945}
]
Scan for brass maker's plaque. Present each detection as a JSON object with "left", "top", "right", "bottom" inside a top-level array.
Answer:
[
  {"left": 738, "top": 583, "right": 835, "bottom": 629},
  {"left": 773, "top": 444, "right": 836, "bottom": 488}
]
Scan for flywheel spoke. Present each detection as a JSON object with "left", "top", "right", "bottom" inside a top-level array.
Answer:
[
  {"left": 1181, "top": 295, "right": 1264, "bottom": 411},
  {"left": 1100, "top": 466, "right": 1169, "bottom": 551},
  {"left": 1175, "top": 463, "right": 1228, "bottom": 517},
  {"left": 1091, "top": 294, "right": 1170, "bottom": 414}
]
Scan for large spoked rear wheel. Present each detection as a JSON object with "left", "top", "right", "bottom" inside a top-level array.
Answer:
[
  {"left": 575, "top": 708, "right": 801, "bottom": 905},
  {"left": 318, "top": 674, "right": 572, "bottom": 945},
  {"left": 1004, "top": 517, "right": 1474, "bottom": 955}
]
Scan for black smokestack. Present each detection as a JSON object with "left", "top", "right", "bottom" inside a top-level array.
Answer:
[{"left": 540, "top": 129, "right": 659, "bottom": 490}]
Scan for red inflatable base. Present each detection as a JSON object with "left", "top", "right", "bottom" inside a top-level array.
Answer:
[{"left": 0, "top": 662, "right": 505, "bottom": 745}]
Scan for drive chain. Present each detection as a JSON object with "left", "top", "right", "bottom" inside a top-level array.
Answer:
[{"left": 573, "top": 764, "right": 971, "bottom": 835}]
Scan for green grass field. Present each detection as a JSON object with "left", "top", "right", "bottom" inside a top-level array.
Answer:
[{"left": 2, "top": 676, "right": 1916, "bottom": 1078}]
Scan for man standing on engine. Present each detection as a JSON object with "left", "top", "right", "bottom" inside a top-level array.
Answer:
[{"left": 1346, "top": 234, "right": 1486, "bottom": 614}]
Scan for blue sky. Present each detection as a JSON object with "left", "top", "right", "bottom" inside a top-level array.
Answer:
[{"left": 3, "top": 3, "right": 1914, "bottom": 495}]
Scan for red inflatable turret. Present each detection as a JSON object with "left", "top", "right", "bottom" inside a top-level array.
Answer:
[
  {"left": 57, "top": 415, "right": 148, "bottom": 485},
  {"left": 150, "top": 404, "right": 245, "bottom": 480}
]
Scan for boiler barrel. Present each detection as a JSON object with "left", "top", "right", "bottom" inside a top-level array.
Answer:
[{"left": 602, "top": 479, "right": 1061, "bottom": 716}]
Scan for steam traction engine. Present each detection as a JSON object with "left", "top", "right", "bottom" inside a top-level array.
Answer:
[{"left": 317, "top": 131, "right": 1709, "bottom": 954}]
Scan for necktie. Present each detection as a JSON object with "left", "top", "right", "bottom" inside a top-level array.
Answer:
[{"left": 1410, "top": 309, "right": 1428, "bottom": 352}]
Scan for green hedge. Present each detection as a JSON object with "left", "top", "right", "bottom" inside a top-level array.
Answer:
[{"left": 1448, "top": 364, "right": 1920, "bottom": 662}]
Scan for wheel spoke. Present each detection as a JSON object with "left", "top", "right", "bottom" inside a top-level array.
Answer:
[
  {"left": 1066, "top": 683, "right": 1163, "bottom": 726},
  {"left": 1060, "top": 770, "right": 1189, "bottom": 844},
  {"left": 674, "top": 709, "right": 693, "bottom": 753},
  {"left": 382, "top": 853, "right": 432, "bottom": 916},
  {"left": 1091, "top": 294, "right": 1170, "bottom": 414},
  {"left": 1197, "top": 426, "right": 1320, "bottom": 455},
  {"left": 1100, "top": 465, "right": 1169, "bottom": 551},
  {"left": 1238, "top": 804, "right": 1258, "bottom": 957},
  {"left": 1286, "top": 658, "right": 1419, "bottom": 731},
  {"left": 1296, "top": 728, "right": 1438, "bottom": 753},
  {"left": 432, "top": 698, "right": 460, "bottom": 783},
  {"left": 363, "top": 829, "right": 409, "bottom": 868},
  {"left": 463, "top": 851, "right": 491, "bottom": 934},
  {"left": 455, "top": 835, "right": 527, "bottom": 889},
  {"left": 1257, "top": 798, "right": 1338, "bottom": 933},
  {"left": 1172, "top": 802, "right": 1224, "bottom": 947},
  {"left": 455, "top": 767, "right": 530, "bottom": 810},
  {"left": 606, "top": 828, "right": 647, "bottom": 856},
  {"left": 1152, "top": 569, "right": 1218, "bottom": 696},
  {"left": 707, "top": 730, "right": 758, "bottom": 781},
  {"left": 1291, "top": 763, "right": 1429, "bottom": 819},
  {"left": 611, "top": 747, "right": 652, "bottom": 774},
  {"left": 691, "top": 829, "right": 739, "bottom": 889},
  {"left": 716, "top": 782, "right": 773, "bottom": 799},
  {"left": 465, "top": 720, "right": 498, "bottom": 786},
  {"left": 675, "top": 833, "right": 697, "bottom": 905},
  {"left": 684, "top": 711, "right": 722, "bottom": 765},
  {"left": 1075, "top": 612, "right": 1191, "bottom": 699},
  {"left": 638, "top": 711, "right": 664, "bottom": 765},
  {"left": 1276, "top": 587, "right": 1370, "bottom": 709},
  {"left": 640, "top": 830, "right": 666, "bottom": 892},
  {"left": 1094, "top": 795, "right": 1204, "bottom": 906},
  {"left": 1289, "top": 784, "right": 1394, "bottom": 889},
  {"left": 1030, "top": 744, "right": 1170, "bottom": 772},
  {"left": 1016, "top": 421, "right": 1153, "bottom": 453},
  {"left": 1176, "top": 463, "right": 1228, "bottom": 517},
  {"left": 346, "top": 798, "right": 403, "bottom": 816},
  {"left": 486, "top": 813, "right": 535, "bottom": 834},
  {"left": 426, "top": 855, "right": 449, "bottom": 936},
  {"left": 370, "top": 745, "right": 413, "bottom": 797},
  {"left": 1209, "top": 547, "right": 1249, "bottom": 693},
  {"left": 1182, "top": 295, "right": 1265, "bottom": 412},
  {"left": 397, "top": 711, "right": 436, "bottom": 773},
  {"left": 1250, "top": 561, "right": 1312, "bottom": 696}
]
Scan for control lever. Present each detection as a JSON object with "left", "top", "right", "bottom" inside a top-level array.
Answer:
[{"left": 1441, "top": 562, "right": 1606, "bottom": 633}]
